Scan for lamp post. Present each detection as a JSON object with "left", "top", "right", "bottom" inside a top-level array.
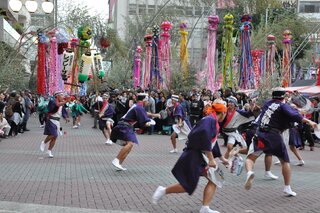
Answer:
[{"left": 9, "top": 0, "right": 54, "bottom": 14}]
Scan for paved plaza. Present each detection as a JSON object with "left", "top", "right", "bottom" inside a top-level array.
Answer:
[{"left": 0, "top": 115, "right": 319, "bottom": 213}]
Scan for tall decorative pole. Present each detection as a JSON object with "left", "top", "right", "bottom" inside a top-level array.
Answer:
[
  {"left": 160, "top": 21, "right": 172, "bottom": 90},
  {"left": 282, "top": 30, "right": 292, "bottom": 87},
  {"left": 48, "top": 29, "right": 58, "bottom": 95},
  {"left": 222, "top": 14, "right": 235, "bottom": 88},
  {"left": 151, "top": 25, "right": 160, "bottom": 89},
  {"left": 133, "top": 46, "right": 143, "bottom": 87},
  {"left": 179, "top": 21, "right": 188, "bottom": 79},
  {"left": 206, "top": 15, "right": 219, "bottom": 91},
  {"left": 251, "top": 49, "right": 265, "bottom": 88},
  {"left": 239, "top": 14, "right": 254, "bottom": 89},
  {"left": 143, "top": 34, "right": 153, "bottom": 89},
  {"left": 266, "top": 34, "right": 276, "bottom": 85}
]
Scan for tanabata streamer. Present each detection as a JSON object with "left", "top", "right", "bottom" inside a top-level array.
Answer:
[
  {"left": 37, "top": 34, "right": 47, "bottom": 95},
  {"left": 282, "top": 30, "right": 292, "bottom": 87},
  {"left": 143, "top": 34, "right": 152, "bottom": 88},
  {"left": 48, "top": 30, "right": 58, "bottom": 95},
  {"left": 266, "top": 35, "right": 276, "bottom": 85},
  {"left": 206, "top": 15, "right": 219, "bottom": 91},
  {"left": 239, "top": 14, "right": 254, "bottom": 89},
  {"left": 133, "top": 46, "right": 143, "bottom": 87},
  {"left": 251, "top": 49, "right": 265, "bottom": 88},
  {"left": 160, "top": 21, "right": 172, "bottom": 90},
  {"left": 222, "top": 14, "right": 235, "bottom": 88},
  {"left": 151, "top": 25, "right": 161, "bottom": 89},
  {"left": 179, "top": 21, "right": 188, "bottom": 79}
]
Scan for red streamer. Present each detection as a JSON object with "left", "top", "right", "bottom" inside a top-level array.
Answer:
[{"left": 37, "top": 42, "right": 46, "bottom": 94}]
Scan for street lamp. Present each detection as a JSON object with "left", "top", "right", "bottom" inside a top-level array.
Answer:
[{"left": 9, "top": 0, "right": 54, "bottom": 14}]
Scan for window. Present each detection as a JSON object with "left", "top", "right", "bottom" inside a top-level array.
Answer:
[
  {"left": 148, "top": 5, "right": 155, "bottom": 14},
  {"left": 129, "top": 4, "right": 137, "bottom": 15},
  {"left": 176, "top": 6, "right": 185, "bottom": 15},
  {"left": 138, "top": 4, "right": 146, "bottom": 15},
  {"left": 299, "top": 1, "right": 320, "bottom": 13},
  {"left": 186, "top": 7, "right": 194, "bottom": 16},
  {"left": 195, "top": 7, "right": 202, "bottom": 16}
]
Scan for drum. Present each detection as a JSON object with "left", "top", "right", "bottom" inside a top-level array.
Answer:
[{"left": 159, "top": 110, "right": 168, "bottom": 120}]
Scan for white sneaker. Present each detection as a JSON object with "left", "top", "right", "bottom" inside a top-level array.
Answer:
[
  {"left": 105, "top": 139, "right": 113, "bottom": 145},
  {"left": 199, "top": 206, "right": 220, "bottom": 213},
  {"left": 77, "top": 122, "right": 81, "bottom": 126},
  {"left": 40, "top": 125, "right": 45, "bottom": 128},
  {"left": 72, "top": 125, "right": 78, "bottom": 129},
  {"left": 295, "top": 160, "right": 305, "bottom": 166},
  {"left": 283, "top": 186, "right": 297, "bottom": 197},
  {"left": 47, "top": 150, "right": 54, "bottom": 158},
  {"left": 169, "top": 149, "right": 178, "bottom": 153},
  {"left": 112, "top": 158, "right": 127, "bottom": 171},
  {"left": 40, "top": 141, "right": 46, "bottom": 152},
  {"left": 152, "top": 186, "right": 166, "bottom": 205},
  {"left": 274, "top": 160, "right": 281, "bottom": 165},
  {"left": 264, "top": 171, "right": 279, "bottom": 180},
  {"left": 244, "top": 171, "right": 255, "bottom": 190}
]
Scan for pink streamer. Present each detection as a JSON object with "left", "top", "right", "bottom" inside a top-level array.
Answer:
[
  {"left": 48, "top": 31, "right": 58, "bottom": 95},
  {"left": 160, "top": 21, "right": 172, "bottom": 90},
  {"left": 133, "top": 47, "right": 143, "bottom": 87},
  {"left": 206, "top": 15, "right": 219, "bottom": 91},
  {"left": 143, "top": 34, "right": 153, "bottom": 89}
]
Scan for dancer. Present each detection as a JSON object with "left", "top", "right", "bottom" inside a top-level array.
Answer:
[
  {"left": 97, "top": 93, "right": 114, "bottom": 145},
  {"left": 152, "top": 102, "right": 227, "bottom": 213},
  {"left": 244, "top": 88, "right": 317, "bottom": 196},
  {"left": 169, "top": 94, "right": 192, "bottom": 153},
  {"left": 70, "top": 98, "right": 88, "bottom": 129},
  {"left": 40, "top": 91, "right": 69, "bottom": 158},
  {"left": 110, "top": 93, "right": 159, "bottom": 171}
]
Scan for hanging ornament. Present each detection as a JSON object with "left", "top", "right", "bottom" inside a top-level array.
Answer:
[
  {"left": 160, "top": 21, "right": 172, "bottom": 90},
  {"left": 100, "top": 37, "right": 110, "bottom": 48},
  {"left": 78, "top": 51, "right": 93, "bottom": 83},
  {"left": 133, "top": 46, "right": 143, "bottom": 87},
  {"left": 151, "top": 25, "right": 161, "bottom": 89},
  {"left": 179, "top": 21, "right": 189, "bottom": 79},
  {"left": 61, "top": 49, "right": 75, "bottom": 81},
  {"left": 222, "top": 13, "right": 235, "bottom": 88},
  {"left": 142, "top": 34, "right": 153, "bottom": 88},
  {"left": 77, "top": 26, "right": 93, "bottom": 41},
  {"left": 56, "top": 29, "right": 70, "bottom": 43},
  {"left": 94, "top": 53, "right": 105, "bottom": 79},
  {"left": 282, "top": 30, "right": 293, "bottom": 87}
]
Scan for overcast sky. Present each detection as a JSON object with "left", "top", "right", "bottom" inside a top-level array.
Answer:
[{"left": 59, "top": 0, "right": 109, "bottom": 17}]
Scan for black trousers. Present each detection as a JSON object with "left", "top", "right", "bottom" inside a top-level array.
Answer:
[{"left": 300, "top": 123, "right": 315, "bottom": 147}]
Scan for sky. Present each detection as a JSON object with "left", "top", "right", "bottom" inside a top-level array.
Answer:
[{"left": 59, "top": 0, "right": 109, "bottom": 17}]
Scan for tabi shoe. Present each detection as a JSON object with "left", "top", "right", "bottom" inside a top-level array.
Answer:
[
  {"left": 152, "top": 186, "right": 166, "bottom": 205},
  {"left": 199, "top": 206, "right": 220, "bottom": 213},
  {"left": 40, "top": 125, "right": 45, "bottom": 128},
  {"left": 264, "top": 171, "right": 279, "bottom": 180},
  {"left": 169, "top": 149, "right": 178, "bottom": 153},
  {"left": 112, "top": 158, "right": 127, "bottom": 171},
  {"left": 40, "top": 141, "right": 46, "bottom": 152},
  {"left": 72, "top": 125, "right": 78, "bottom": 129},
  {"left": 310, "top": 146, "right": 314, "bottom": 151},
  {"left": 77, "top": 122, "right": 81, "bottom": 126},
  {"left": 244, "top": 171, "right": 255, "bottom": 190},
  {"left": 274, "top": 160, "right": 281, "bottom": 165},
  {"left": 283, "top": 186, "right": 297, "bottom": 197},
  {"left": 47, "top": 150, "right": 54, "bottom": 158},
  {"left": 105, "top": 139, "right": 113, "bottom": 145},
  {"left": 295, "top": 160, "right": 305, "bottom": 166}
]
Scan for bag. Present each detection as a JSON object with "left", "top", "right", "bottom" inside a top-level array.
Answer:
[{"left": 5, "top": 105, "right": 13, "bottom": 117}]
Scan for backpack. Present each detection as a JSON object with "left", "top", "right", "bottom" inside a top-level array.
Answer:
[{"left": 5, "top": 104, "right": 13, "bottom": 117}]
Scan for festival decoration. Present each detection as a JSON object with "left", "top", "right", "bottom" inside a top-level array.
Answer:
[
  {"left": 206, "top": 15, "right": 219, "bottom": 91},
  {"left": 133, "top": 46, "right": 143, "bottom": 87},
  {"left": 100, "top": 37, "right": 110, "bottom": 48},
  {"left": 56, "top": 29, "right": 70, "bottom": 43},
  {"left": 78, "top": 51, "right": 93, "bottom": 83},
  {"left": 282, "top": 29, "right": 292, "bottom": 87},
  {"left": 37, "top": 33, "right": 46, "bottom": 94},
  {"left": 266, "top": 35, "right": 276, "bottom": 85},
  {"left": 160, "top": 21, "right": 172, "bottom": 90},
  {"left": 77, "top": 26, "right": 93, "bottom": 41},
  {"left": 61, "top": 49, "right": 75, "bottom": 81},
  {"left": 222, "top": 13, "right": 235, "bottom": 88},
  {"left": 239, "top": 14, "right": 254, "bottom": 89},
  {"left": 312, "top": 54, "right": 320, "bottom": 86},
  {"left": 251, "top": 49, "right": 265, "bottom": 88},
  {"left": 179, "top": 21, "right": 188, "bottom": 79},
  {"left": 94, "top": 53, "right": 105, "bottom": 79},
  {"left": 151, "top": 25, "right": 161, "bottom": 89},
  {"left": 48, "top": 29, "right": 59, "bottom": 95},
  {"left": 142, "top": 33, "right": 152, "bottom": 88}
]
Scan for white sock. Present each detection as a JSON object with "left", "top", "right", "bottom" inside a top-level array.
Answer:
[
  {"left": 284, "top": 185, "right": 291, "bottom": 191},
  {"left": 265, "top": 171, "right": 272, "bottom": 175},
  {"left": 201, "top": 206, "right": 210, "bottom": 210}
]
